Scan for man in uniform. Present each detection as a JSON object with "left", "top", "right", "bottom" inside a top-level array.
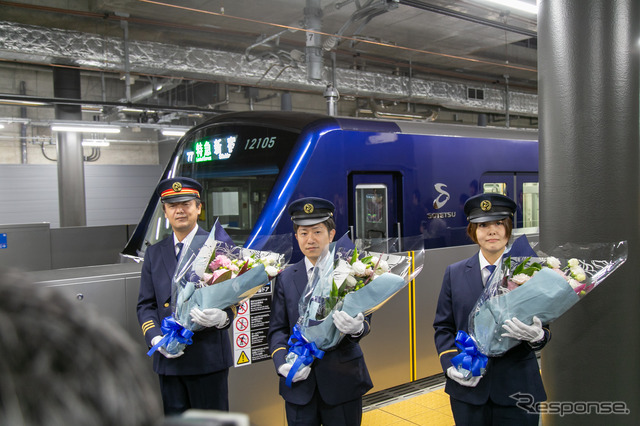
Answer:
[
  {"left": 267, "top": 197, "right": 373, "bottom": 425},
  {"left": 137, "top": 177, "right": 234, "bottom": 415}
]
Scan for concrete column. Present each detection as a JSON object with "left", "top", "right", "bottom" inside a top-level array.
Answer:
[
  {"left": 54, "top": 66, "right": 87, "bottom": 227},
  {"left": 538, "top": 0, "right": 639, "bottom": 424}
]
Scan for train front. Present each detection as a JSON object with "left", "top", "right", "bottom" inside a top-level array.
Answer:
[{"left": 121, "top": 111, "right": 331, "bottom": 259}]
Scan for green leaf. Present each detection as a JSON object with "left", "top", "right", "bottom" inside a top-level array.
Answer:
[
  {"left": 350, "top": 247, "right": 359, "bottom": 264},
  {"left": 360, "top": 255, "right": 373, "bottom": 264},
  {"left": 330, "top": 280, "right": 339, "bottom": 298},
  {"left": 513, "top": 257, "right": 532, "bottom": 275}
]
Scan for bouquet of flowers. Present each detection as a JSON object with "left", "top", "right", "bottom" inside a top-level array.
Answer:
[
  {"left": 284, "top": 233, "right": 424, "bottom": 386},
  {"left": 454, "top": 235, "right": 627, "bottom": 376},
  {"left": 148, "top": 220, "right": 291, "bottom": 357}
]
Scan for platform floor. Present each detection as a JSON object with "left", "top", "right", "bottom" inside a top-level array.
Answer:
[{"left": 362, "top": 374, "right": 454, "bottom": 426}]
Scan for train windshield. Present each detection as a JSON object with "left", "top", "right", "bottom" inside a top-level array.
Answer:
[{"left": 140, "top": 123, "right": 300, "bottom": 250}]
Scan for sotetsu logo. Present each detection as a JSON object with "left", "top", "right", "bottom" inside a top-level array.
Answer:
[{"left": 432, "top": 183, "right": 450, "bottom": 210}]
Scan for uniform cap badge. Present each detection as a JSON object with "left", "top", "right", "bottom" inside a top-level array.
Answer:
[
  {"left": 172, "top": 182, "right": 183, "bottom": 192},
  {"left": 303, "top": 203, "right": 314, "bottom": 214},
  {"left": 480, "top": 200, "right": 492, "bottom": 211}
]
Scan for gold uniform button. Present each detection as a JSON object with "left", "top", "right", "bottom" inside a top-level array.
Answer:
[{"left": 164, "top": 302, "right": 170, "bottom": 308}]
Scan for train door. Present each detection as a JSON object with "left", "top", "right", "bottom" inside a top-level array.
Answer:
[
  {"left": 480, "top": 172, "right": 539, "bottom": 229},
  {"left": 349, "top": 173, "right": 400, "bottom": 240}
]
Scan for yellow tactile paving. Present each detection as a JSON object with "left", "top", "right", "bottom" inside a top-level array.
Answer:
[
  {"left": 379, "top": 399, "right": 429, "bottom": 418},
  {"left": 362, "top": 409, "right": 410, "bottom": 425},
  {"left": 363, "top": 386, "right": 454, "bottom": 426},
  {"left": 410, "top": 389, "right": 450, "bottom": 410}
]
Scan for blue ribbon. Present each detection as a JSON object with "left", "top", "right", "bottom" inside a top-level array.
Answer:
[
  {"left": 285, "top": 324, "right": 325, "bottom": 387},
  {"left": 147, "top": 316, "right": 194, "bottom": 357},
  {"left": 450, "top": 330, "right": 488, "bottom": 377}
]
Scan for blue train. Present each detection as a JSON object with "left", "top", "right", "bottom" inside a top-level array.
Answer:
[{"left": 123, "top": 111, "right": 539, "bottom": 260}]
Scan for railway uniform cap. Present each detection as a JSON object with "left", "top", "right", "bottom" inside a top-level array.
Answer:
[
  {"left": 464, "top": 193, "right": 516, "bottom": 223},
  {"left": 157, "top": 177, "right": 202, "bottom": 203},
  {"left": 289, "top": 197, "right": 335, "bottom": 226}
]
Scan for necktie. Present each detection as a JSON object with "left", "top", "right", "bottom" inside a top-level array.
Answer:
[
  {"left": 175, "top": 242, "right": 184, "bottom": 260},
  {"left": 484, "top": 264, "right": 496, "bottom": 285}
]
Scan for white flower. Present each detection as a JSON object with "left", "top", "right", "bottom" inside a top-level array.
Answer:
[
  {"left": 546, "top": 256, "right": 561, "bottom": 269},
  {"left": 351, "top": 260, "right": 367, "bottom": 276},
  {"left": 571, "top": 266, "right": 586, "bottom": 282},
  {"left": 511, "top": 273, "right": 531, "bottom": 285},
  {"left": 376, "top": 259, "right": 390, "bottom": 273},
  {"left": 568, "top": 258, "right": 580, "bottom": 268},
  {"left": 265, "top": 265, "right": 279, "bottom": 277},
  {"left": 345, "top": 274, "right": 358, "bottom": 287}
]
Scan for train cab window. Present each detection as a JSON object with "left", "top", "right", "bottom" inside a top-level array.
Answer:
[
  {"left": 483, "top": 182, "right": 507, "bottom": 195},
  {"left": 355, "top": 184, "right": 388, "bottom": 239},
  {"left": 522, "top": 182, "right": 539, "bottom": 228}
]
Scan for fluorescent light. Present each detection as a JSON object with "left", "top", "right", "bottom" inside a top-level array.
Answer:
[
  {"left": 475, "top": 0, "right": 537, "bottom": 14},
  {"left": 162, "top": 129, "right": 187, "bottom": 137},
  {"left": 51, "top": 125, "right": 120, "bottom": 134},
  {"left": 82, "top": 140, "right": 110, "bottom": 147},
  {"left": 121, "top": 108, "right": 158, "bottom": 113},
  {"left": 0, "top": 99, "right": 48, "bottom": 107},
  {"left": 0, "top": 124, "right": 4, "bottom": 129}
]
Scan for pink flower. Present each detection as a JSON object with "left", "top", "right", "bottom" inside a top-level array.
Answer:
[
  {"left": 210, "top": 254, "right": 232, "bottom": 271},
  {"left": 507, "top": 280, "right": 520, "bottom": 291}
]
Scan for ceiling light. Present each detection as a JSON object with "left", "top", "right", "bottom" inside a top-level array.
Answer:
[
  {"left": 162, "top": 129, "right": 187, "bottom": 137},
  {"left": 0, "top": 124, "right": 4, "bottom": 129},
  {"left": 475, "top": 0, "right": 537, "bottom": 15},
  {"left": 51, "top": 124, "right": 120, "bottom": 134},
  {"left": 0, "top": 99, "right": 48, "bottom": 107}
]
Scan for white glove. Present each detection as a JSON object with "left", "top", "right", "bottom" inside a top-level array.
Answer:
[
  {"left": 151, "top": 335, "right": 184, "bottom": 359},
  {"left": 447, "top": 366, "right": 482, "bottom": 387},
  {"left": 332, "top": 311, "right": 365, "bottom": 336},
  {"left": 501, "top": 316, "right": 544, "bottom": 342},
  {"left": 278, "top": 363, "right": 311, "bottom": 383},
  {"left": 190, "top": 307, "right": 228, "bottom": 328}
]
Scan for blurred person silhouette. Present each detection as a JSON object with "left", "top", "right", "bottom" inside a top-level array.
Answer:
[{"left": 0, "top": 269, "right": 162, "bottom": 426}]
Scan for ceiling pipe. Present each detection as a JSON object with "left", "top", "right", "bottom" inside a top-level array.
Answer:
[
  {"left": 0, "top": 93, "right": 222, "bottom": 114},
  {"left": 304, "top": 0, "right": 324, "bottom": 81},
  {"left": 323, "top": 0, "right": 400, "bottom": 51},
  {"left": 400, "top": 0, "right": 536, "bottom": 38}
]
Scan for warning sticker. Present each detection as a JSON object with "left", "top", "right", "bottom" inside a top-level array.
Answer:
[
  {"left": 233, "top": 291, "right": 273, "bottom": 367},
  {"left": 237, "top": 351, "right": 250, "bottom": 365}
]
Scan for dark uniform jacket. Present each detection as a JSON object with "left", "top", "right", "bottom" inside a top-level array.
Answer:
[
  {"left": 433, "top": 253, "right": 550, "bottom": 406},
  {"left": 268, "top": 259, "right": 374, "bottom": 406},
  {"left": 137, "top": 226, "right": 233, "bottom": 376}
]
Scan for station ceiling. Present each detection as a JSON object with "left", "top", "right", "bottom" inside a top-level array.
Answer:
[{"left": 1, "top": 0, "right": 538, "bottom": 91}]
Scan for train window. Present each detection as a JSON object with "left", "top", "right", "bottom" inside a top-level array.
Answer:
[
  {"left": 483, "top": 182, "right": 507, "bottom": 195},
  {"left": 355, "top": 184, "right": 388, "bottom": 239},
  {"left": 522, "top": 182, "right": 539, "bottom": 228},
  {"left": 202, "top": 177, "right": 275, "bottom": 245}
]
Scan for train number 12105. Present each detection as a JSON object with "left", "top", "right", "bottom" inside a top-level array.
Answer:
[{"left": 244, "top": 136, "right": 276, "bottom": 150}]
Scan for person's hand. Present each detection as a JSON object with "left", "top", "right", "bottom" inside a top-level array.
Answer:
[
  {"left": 501, "top": 316, "right": 544, "bottom": 342},
  {"left": 333, "top": 311, "right": 365, "bottom": 336},
  {"left": 278, "top": 363, "right": 311, "bottom": 382},
  {"left": 151, "top": 335, "right": 184, "bottom": 359},
  {"left": 190, "top": 307, "right": 228, "bottom": 328},
  {"left": 447, "top": 366, "right": 482, "bottom": 387}
]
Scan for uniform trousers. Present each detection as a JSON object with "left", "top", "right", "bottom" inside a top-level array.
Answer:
[
  {"left": 284, "top": 388, "right": 363, "bottom": 426},
  {"left": 159, "top": 369, "right": 229, "bottom": 415},
  {"left": 450, "top": 396, "right": 540, "bottom": 426}
]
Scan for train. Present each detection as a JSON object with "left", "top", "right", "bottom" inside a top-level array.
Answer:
[{"left": 123, "top": 110, "right": 539, "bottom": 260}]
